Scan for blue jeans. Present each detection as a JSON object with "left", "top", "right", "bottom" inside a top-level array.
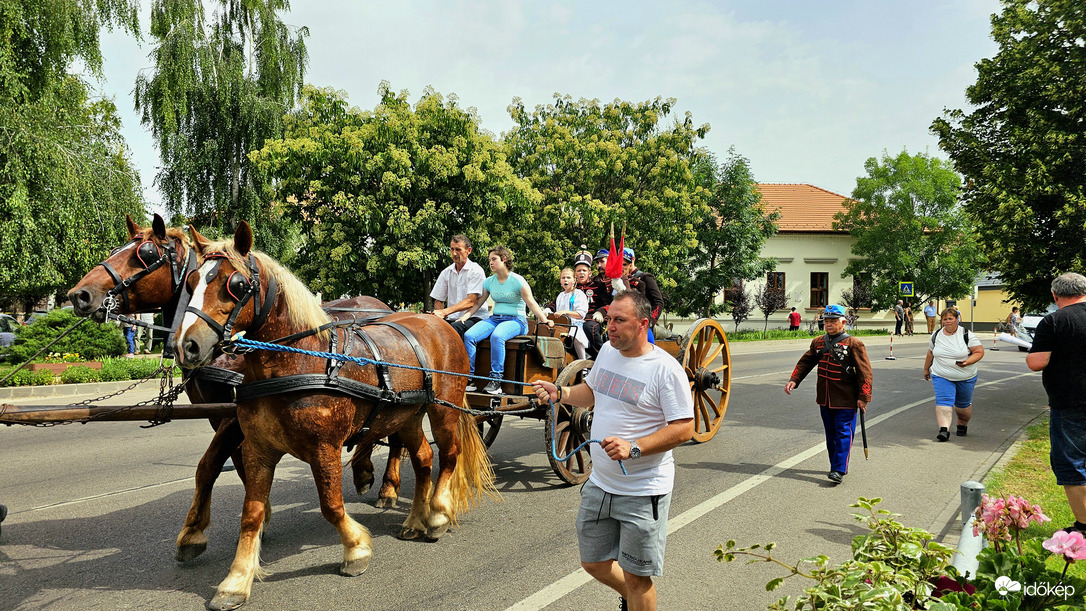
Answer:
[
  {"left": 463, "top": 315, "right": 528, "bottom": 377},
  {"left": 124, "top": 327, "right": 136, "bottom": 354}
]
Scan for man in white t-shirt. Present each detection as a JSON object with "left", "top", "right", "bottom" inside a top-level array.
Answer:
[
  {"left": 429, "top": 235, "right": 489, "bottom": 337},
  {"left": 533, "top": 290, "right": 693, "bottom": 611}
]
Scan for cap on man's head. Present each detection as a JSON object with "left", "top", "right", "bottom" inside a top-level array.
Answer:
[
  {"left": 594, "top": 249, "right": 609, "bottom": 261},
  {"left": 622, "top": 247, "right": 635, "bottom": 262},
  {"left": 573, "top": 251, "right": 593, "bottom": 268},
  {"left": 823, "top": 304, "right": 847, "bottom": 319}
]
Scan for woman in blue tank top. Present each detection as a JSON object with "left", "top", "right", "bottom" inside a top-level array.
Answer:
[{"left": 459, "top": 245, "right": 554, "bottom": 395}]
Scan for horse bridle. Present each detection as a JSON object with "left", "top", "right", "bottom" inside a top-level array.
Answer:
[
  {"left": 97, "top": 237, "right": 195, "bottom": 314},
  {"left": 185, "top": 252, "right": 277, "bottom": 342}
]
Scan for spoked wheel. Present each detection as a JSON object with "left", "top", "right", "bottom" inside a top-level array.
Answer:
[
  {"left": 476, "top": 413, "right": 503, "bottom": 448},
  {"left": 545, "top": 359, "right": 594, "bottom": 485},
  {"left": 679, "top": 318, "right": 731, "bottom": 443}
]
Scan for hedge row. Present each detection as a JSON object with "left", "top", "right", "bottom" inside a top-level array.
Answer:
[{"left": 0, "top": 357, "right": 179, "bottom": 387}]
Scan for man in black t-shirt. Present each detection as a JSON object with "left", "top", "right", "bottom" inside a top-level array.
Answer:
[{"left": 1027, "top": 272, "right": 1086, "bottom": 534}]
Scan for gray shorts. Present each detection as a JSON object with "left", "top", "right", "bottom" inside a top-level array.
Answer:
[{"left": 576, "top": 480, "right": 672, "bottom": 577}]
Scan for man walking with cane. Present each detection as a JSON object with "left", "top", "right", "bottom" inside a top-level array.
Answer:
[{"left": 784, "top": 304, "right": 874, "bottom": 484}]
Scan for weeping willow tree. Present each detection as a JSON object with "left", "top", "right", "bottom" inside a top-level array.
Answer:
[{"left": 134, "top": 0, "right": 308, "bottom": 259}]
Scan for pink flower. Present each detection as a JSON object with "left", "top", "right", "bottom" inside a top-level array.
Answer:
[{"left": 1044, "top": 530, "right": 1086, "bottom": 561}]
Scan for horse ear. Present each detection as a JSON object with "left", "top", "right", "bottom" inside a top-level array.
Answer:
[
  {"left": 189, "top": 225, "right": 212, "bottom": 254},
  {"left": 234, "top": 221, "right": 253, "bottom": 257},
  {"left": 125, "top": 215, "right": 140, "bottom": 240},
  {"left": 151, "top": 214, "right": 167, "bottom": 240}
]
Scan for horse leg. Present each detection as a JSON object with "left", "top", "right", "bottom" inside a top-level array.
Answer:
[
  {"left": 208, "top": 443, "right": 281, "bottom": 611},
  {"left": 350, "top": 441, "right": 377, "bottom": 496},
  {"left": 309, "top": 442, "right": 373, "bottom": 577},
  {"left": 395, "top": 419, "right": 435, "bottom": 541},
  {"left": 176, "top": 418, "right": 245, "bottom": 562},
  {"left": 374, "top": 433, "right": 406, "bottom": 508},
  {"left": 422, "top": 408, "right": 460, "bottom": 540}
]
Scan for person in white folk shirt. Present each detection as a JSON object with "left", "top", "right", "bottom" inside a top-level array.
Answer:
[
  {"left": 924, "top": 307, "right": 985, "bottom": 442},
  {"left": 532, "top": 290, "right": 694, "bottom": 611},
  {"left": 554, "top": 261, "right": 590, "bottom": 359},
  {"left": 430, "top": 234, "right": 489, "bottom": 337}
]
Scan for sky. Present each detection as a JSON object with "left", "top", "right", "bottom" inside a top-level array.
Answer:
[{"left": 93, "top": 0, "right": 1002, "bottom": 215}]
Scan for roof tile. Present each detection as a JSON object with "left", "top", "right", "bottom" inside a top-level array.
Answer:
[{"left": 757, "top": 184, "right": 851, "bottom": 232}]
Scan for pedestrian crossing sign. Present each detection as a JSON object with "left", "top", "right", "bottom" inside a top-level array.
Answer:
[{"left": 899, "top": 282, "right": 914, "bottom": 296}]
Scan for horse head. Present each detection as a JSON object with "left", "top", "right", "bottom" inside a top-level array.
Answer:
[
  {"left": 67, "top": 213, "right": 196, "bottom": 322},
  {"left": 178, "top": 221, "right": 327, "bottom": 368}
]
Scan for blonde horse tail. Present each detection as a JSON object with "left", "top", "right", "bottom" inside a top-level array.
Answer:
[{"left": 446, "top": 402, "right": 500, "bottom": 521}]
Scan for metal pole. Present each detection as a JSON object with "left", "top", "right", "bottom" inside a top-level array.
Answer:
[{"left": 951, "top": 481, "right": 986, "bottom": 577}]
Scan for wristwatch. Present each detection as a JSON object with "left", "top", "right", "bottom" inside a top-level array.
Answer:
[{"left": 629, "top": 440, "right": 642, "bottom": 459}]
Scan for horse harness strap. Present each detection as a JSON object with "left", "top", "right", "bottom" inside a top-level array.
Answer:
[
  {"left": 235, "top": 320, "right": 436, "bottom": 410},
  {"left": 98, "top": 236, "right": 193, "bottom": 316},
  {"left": 186, "top": 253, "right": 277, "bottom": 341}
]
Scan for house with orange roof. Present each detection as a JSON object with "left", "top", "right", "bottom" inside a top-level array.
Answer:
[{"left": 747, "top": 183, "right": 896, "bottom": 330}]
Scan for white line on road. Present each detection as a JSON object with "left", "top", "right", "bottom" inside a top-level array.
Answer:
[{"left": 505, "top": 371, "right": 1037, "bottom": 611}]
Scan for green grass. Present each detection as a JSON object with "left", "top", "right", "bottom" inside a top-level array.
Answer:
[
  {"left": 723, "top": 328, "right": 891, "bottom": 342},
  {"left": 983, "top": 416, "right": 1086, "bottom": 580}
]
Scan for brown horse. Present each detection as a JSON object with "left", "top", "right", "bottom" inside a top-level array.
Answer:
[
  {"left": 177, "top": 222, "right": 494, "bottom": 610},
  {"left": 65, "top": 214, "right": 411, "bottom": 564}
]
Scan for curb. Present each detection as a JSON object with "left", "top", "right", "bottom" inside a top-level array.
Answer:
[{"left": 0, "top": 379, "right": 147, "bottom": 401}]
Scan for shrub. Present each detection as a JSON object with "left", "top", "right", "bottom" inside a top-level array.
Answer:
[
  {"left": 60, "top": 365, "right": 103, "bottom": 384},
  {"left": 6, "top": 309, "right": 125, "bottom": 363},
  {"left": 0, "top": 368, "right": 59, "bottom": 387}
]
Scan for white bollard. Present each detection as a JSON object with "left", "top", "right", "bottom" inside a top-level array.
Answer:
[{"left": 951, "top": 481, "right": 986, "bottom": 577}]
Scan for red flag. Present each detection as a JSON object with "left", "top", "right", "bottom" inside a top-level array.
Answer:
[{"left": 605, "top": 221, "right": 625, "bottom": 279}]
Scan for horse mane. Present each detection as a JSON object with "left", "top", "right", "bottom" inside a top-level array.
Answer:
[
  {"left": 205, "top": 239, "right": 331, "bottom": 336},
  {"left": 139, "top": 226, "right": 190, "bottom": 248}
]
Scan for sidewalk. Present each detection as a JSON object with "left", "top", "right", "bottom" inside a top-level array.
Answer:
[{"left": 0, "top": 352, "right": 173, "bottom": 401}]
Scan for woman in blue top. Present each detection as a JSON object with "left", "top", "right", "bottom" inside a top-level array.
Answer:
[{"left": 460, "top": 246, "right": 554, "bottom": 395}]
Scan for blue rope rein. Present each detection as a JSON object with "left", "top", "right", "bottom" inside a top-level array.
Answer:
[{"left": 226, "top": 334, "right": 625, "bottom": 474}]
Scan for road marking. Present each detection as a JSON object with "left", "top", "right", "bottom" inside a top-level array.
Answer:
[{"left": 505, "top": 370, "right": 1038, "bottom": 610}]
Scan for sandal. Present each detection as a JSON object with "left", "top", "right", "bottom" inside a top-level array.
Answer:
[{"left": 956, "top": 425, "right": 968, "bottom": 437}]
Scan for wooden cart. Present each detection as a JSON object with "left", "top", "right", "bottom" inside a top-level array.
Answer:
[{"left": 468, "top": 317, "right": 732, "bottom": 484}]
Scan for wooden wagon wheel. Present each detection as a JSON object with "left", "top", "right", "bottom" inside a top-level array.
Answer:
[
  {"left": 678, "top": 318, "right": 731, "bottom": 443},
  {"left": 476, "top": 411, "right": 503, "bottom": 448},
  {"left": 545, "top": 358, "right": 594, "bottom": 485}
]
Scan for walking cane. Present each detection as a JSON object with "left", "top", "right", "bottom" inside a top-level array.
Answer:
[{"left": 859, "top": 409, "right": 869, "bottom": 459}]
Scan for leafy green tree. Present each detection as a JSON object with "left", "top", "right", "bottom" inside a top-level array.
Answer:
[
  {"left": 134, "top": 0, "right": 307, "bottom": 259},
  {"left": 0, "top": 0, "right": 145, "bottom": 310},
  {"left": 249, "top": 84, "right": 540, "bottom": 305},
  {"left": 834, "top": 150, "right": 985, "bottom": 312},
  {"left": 501, "top": 94, "right": 709, "bottom": 299},
  {"left": 669, "top": 148, "right": 779, "bottom": 318},
  {"left": 932, "top": 0, "right": 1086, "bottom": 312}
]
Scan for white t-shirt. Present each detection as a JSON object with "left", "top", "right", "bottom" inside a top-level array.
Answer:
[
  {"left": 586, "top": 343, "right": 694, "bottom": 496},
  {"left": 555, "top": 289, "right": 588, "bottom": 348},
  {"left": 430, "top": 260, "right": 489, "bottom": 321},
  {"left": 929, "top": 327, "right": 982, "bottom": 381}
]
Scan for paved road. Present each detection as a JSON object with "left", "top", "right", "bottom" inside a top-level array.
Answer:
[{"left": 0, "top": 337, "right": 1046, "bottom": 610}]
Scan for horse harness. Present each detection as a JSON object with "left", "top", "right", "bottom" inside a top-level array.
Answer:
[
  {"left": 98, "top": 236, "right": 196, "bottom": 317},
  {"left": 233, "top": 317, "right": 439, "bottom": 443},
  {"left": 184, "top": 251, "right": 277, "bottom": 342}
]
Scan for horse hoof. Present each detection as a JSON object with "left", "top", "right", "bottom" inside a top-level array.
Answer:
[
  {"left": 425, "top": 522, "right": 450, "bottom": 541},
  {"left": 374, "top": 496, "right": 397, "bottom": 509},
  {"left": 340, "top": 554, "right": 371, "bottom": 577},
  {"left": 397, "top": 527, "right": 424, "bottom": 541},
  {"left": 176, "top": 542, "right": 208, "bottom": 562},
  {"left": 355, "top": 475, "right": 374, "bottom": 496},
  {"left": 207, "top": 592, "right": 247, "bottom": 610}
]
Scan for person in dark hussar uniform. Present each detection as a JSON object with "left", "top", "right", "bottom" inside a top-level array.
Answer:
[
  {"left": 575, "top": 248, "right": 612, "bottom": 359},
  {"left": 784, "top": 304, "right": 874, "bottom": 484},
  {"left": 614, "top": 248, "right": 665, "bottom": 344}
]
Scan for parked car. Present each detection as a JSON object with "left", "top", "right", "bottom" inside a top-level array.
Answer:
[
  {"left": 1019, "top": 303, "right": 1058, "bottom": 349},
  {"left": 0, "top": 313, "right": 16, "bottom": 348}
]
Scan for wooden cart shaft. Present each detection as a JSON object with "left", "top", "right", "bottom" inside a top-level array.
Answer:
[{"left": 0, "top": 403, "right": 237, "bottom": 424}]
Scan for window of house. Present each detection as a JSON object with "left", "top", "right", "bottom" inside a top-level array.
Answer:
[
  {"left": 810, "top": 272, "right": 828, "bottom": 307},
  {"left": 767, "top": 271, "right": 785, "bottom": 292},
  {"left": 723, "top": 277, "right": 745, "bottom": 304}
]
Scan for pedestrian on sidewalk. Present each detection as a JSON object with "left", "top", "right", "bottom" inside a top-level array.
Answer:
[
  {"left": 137, "top": 312, "right": 155, "bottom": 353},
  {"left": 532, "top": 290, "right": 694, "bottom": 611},
  {"left": 923, "top": 308, "right": 984, "bottom": 441},
  {"left": 924, "top": 300, "right": 938, "bottom": 334},
  {"left": 904, "top": 302, "right": 914, "bottom": 336},
  {"left": 122, "top": 321, "right": 136, "bottom": 357},
  {"left": 1027, "top": 272, "right": 1086, "bottom": 534},
  {"left": 894, "top": 300, "right": 904, "bottom": 336},
  {"left": 788, "top": 307, "right": 801, "bottom": 331},
  {"left": 784, "top": 304, "right": 874, "bottom": 484}
]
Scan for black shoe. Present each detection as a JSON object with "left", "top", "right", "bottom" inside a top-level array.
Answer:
[
  {"left": 1061, "top": 522, "right": 1086, "bottom": 534},
  {"left": 956, "top": 425, "right": 968, "bottom": 437},
  {"left": 483, "top": 381, "right": 503, "bottom": 395},
  {"left": 465, "top": 381, "right": 478, "bottom": 392},
  {"left": 619, "top": 597, "right": 628, "bottom": 611},
  {"left": 937, "top": 428, "right": 950, "bottom": 442},
  {"left": 827, "top": 471, "right": 844, "bottom": 484}
]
